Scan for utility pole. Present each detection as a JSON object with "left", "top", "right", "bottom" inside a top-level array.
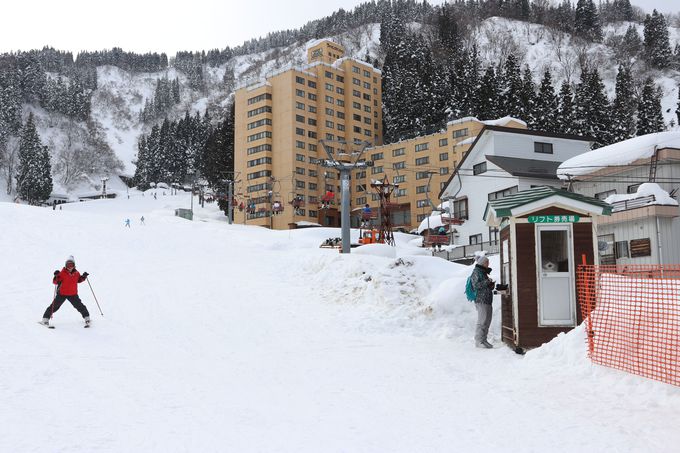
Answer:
[{"left": 319, "top": 139, "right": 373, "bottom": 254}]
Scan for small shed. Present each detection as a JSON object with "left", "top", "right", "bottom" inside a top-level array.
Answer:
[{"left": 483, "top": 187, "right": 612, "bottom": 351}]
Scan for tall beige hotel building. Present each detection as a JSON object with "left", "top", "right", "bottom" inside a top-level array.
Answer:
[{"left": 234, "top": 39, "right": 525, "bottom": 230}]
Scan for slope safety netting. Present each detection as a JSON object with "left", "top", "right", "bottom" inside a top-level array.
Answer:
[{"left": 577, "top": 265, "right": 680, "bottom": 387}]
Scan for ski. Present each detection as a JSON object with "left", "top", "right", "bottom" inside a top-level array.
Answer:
[
  {"left": 37, "top": 322, "right": 55, "bottom": 329},
  {"left": 84, "top": 324, "right": 90, "bottom": 328}
]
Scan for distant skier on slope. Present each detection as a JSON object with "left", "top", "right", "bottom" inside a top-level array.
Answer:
[
  {"left": 140, "top": 216, "right": 145, "bottom": 225},
  {"left": 40, "top": 256, "right": 90, "bottom": 327},
  {"left": 125, "top": 218, "right": 131, "bottom": 228}
]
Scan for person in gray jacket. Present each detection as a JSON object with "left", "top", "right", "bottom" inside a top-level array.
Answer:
[{"left": 471, "top": 255, "right": 495, "bottom": 348}]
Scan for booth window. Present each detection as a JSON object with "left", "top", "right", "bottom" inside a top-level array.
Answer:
[
  {"left": 473, "top": 161, "right": 487, "bottom": 175},
  {"left": 469, "top": 234, "right": 482, "bottom": 245},
  {"left": 627, "top": 183, "right": 641, "bottom": 194},
  {"left": 453, "top": 198, "right": 468, "bottom": 220},
  {"left": 595, "top": 189, "right": 616, "bottom": 200},
  {"left": 540, "top": 230, "right": 569, "bottom": 272},
  {"left": 489, "top": 227, "right": 500, "bottom": 244}
]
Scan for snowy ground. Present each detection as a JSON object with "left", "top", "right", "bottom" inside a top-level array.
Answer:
[{"left": 1, "top": 194, "right": 679, "bottom": 452}]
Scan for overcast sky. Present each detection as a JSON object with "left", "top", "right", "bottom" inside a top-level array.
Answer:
[{"left": 1, "top": 0, "right": 679, "bottom": 56}]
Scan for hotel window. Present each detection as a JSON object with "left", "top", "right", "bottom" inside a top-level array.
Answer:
[
  {"left": 308, "top": 210, "right": 317, "bottom": 218},
  {"left": 247, "top": 131, "right": 272, "bottom": 142},
  {"left": 439, "top": 152, "right": 449, "bottom": 161},
  {"left": 393, "top": 161, "right": 405, "bottom": 170},
  {"left": 247, "top": 118, "right": 272, "bottom": 130},
  {"left": 371, "top": 152, "right": 384, "bottom": 161},
  {"left": 296, "top": 128, "right": 305, "bottom": 136},
  {"left": 453, "top": 128, "right": 468, "bottom": 138},
  {"left": 295, "top": 102, "right": 305, "bottom": 110},
  {"left": 337, "top": 99, "right": 345, "bottom": 107},
  {"left": 364, "top": 129, "right": 371, "bottom": 137},
  {"left": 296, "top": 76, "right": 305, "bottom": 84},
  {"left": 296, "top": 114, "right": 305, "bottom": 123},
  {"left": 396, "top": 188, "right": 407, "bottom": 197},
  {"left": 356, "top": 184, "right": 366, "bottom": 192},
  {"left": 416, "top": 156, "right": 429, "bottom": 166},
  {"left": 309, "top": 144, "right": 318, "bottom": 151},
  {"left": 392, "top": 148, "right": 405, "bottom": 157},
  {"left": 371, "top": 166, "right": 384, "bottom": 174},
  {"left": 440, "top": 167, "right": 449, "bottom": 175},
  {"left": 439, "top": 138, "right": 448, "bottom": 147},
  {"left": 356, "top": 197, "right": 367, "bottom": 205},
  {"left": 534, "top": 142, "right": 553, "bottom": 154},
  {"left": 417, "top": 200, "right": 430, "bottom": 208},
  {"left": 353, "top": 102, "right": 361, "bottom": 109},
  {"left": 363, "top": 105, "right": 371, "bottom": 113},
  {"left": 308, "top": 105, "right": 317, "bottom": 113},
  {"left": 325, "top": 71, "right": 333, "bottom": 78},
  {"left": 473, "top": 162, "right": 487, "bottom": 175},
  {"left": 308, "top": 93, "right": 317, "bottom": 101},
  {"left": 394, "top": 175, "right": 406, "bottom": 184},
  {"left": 415, "top": 143, "right": 429, "bottom": 152},
  {"left": 353, "top": 78, "right": 361, "bottom": 85},
  {"left": 337, "top": 112, "right": 345, "bottom": 119},
  {"left": 296, "top": 180, "right": 306, "bottom": 189},
  {"left": 308, "top": 131, "right": 317, "bottom": 139},
  {"left": 309, "top": 183, "right": 318, "bottom": 191},
  {"left": 296, "top": 141, "right": 305, "bottom": 149},
  {"left": 247, "top": 93, "right": 272, "bottom": 105},
  {"left": 247, "top": 105, "right": 272, "bottom": 117},
  {"left": 296, "top": 167, "right": 306, "bottom": 175},
  {"left": 295, "top": 154, "right": 305, "bottom": 162},
  {"left": 336, "top": 87, "right": 344, "bottom": 95},
  {"left": 325, "top": 95, "right": 334, "bottom": 104},
  {"left": 325, "top": 108, "right": 334, "bottom": 116},
  {"left": 325, "top": 83, "right": 334, "bottom": 91},
  {"left": 416, "top": 185, "right": 428, "bottom": 194},
  {"left": 416, "top": 171, "right": 429, "bottom": 180},
  {"left": 308, "top": 80, "right": 316, "bottom": 88},
  {"left": 356, "top": 171, "right": 366, "bottom": 179},
  {"left": 353, "top": 126, "right": 361, "bottom": 133},
  {"left": 353, "top": 90, "right": 361, "bottom": 97},
  {"left": 353, "top": 114, "right": 361, "bottom": 121},
  {"left": 352, "top": 66, "right": 360, "bottom": 73},
  {"left": 363, "top": 93, "right": 371, "bottom": 101},
  {"left": 336, "top": 75, "right": 344, "bottom": 82},
  {"left": 363, "top": 69, "right": 370, "bottom": 77},
  {"left": 326, "top": 121, "right": 335, "bottom": 128},
  {"left": 308, "top": 118, "right": 317, "bottom": 126},
  {"left": 363, "top": 81, "right": 370, "bottom": 89},
  {"left": 326, "top": 133, "right": 335, "bottom": 140},
  {"left": 337, "top": 124, "right": 345, "bottom": 131},
  {"left": 364, "top": 117, "right": 371, "bottom": 125},
  {"left": 309, "top": 169, "right": 318, "bottom": 177},
  {"left": 295, "top": 89, "right": 305, "bottom": 97}
]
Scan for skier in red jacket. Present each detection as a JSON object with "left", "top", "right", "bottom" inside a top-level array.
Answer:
[{"left": 40, "top": 256, "right": 91, "bottom": 327}]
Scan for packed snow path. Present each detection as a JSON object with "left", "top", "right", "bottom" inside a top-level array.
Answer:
[{"left": 1, "top": 195, "right": 679, "bottom": 452}]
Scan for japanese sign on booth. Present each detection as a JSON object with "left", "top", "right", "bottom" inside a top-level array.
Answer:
[{"left": 527, "top": 214, "right": 580, "bottom": 223}]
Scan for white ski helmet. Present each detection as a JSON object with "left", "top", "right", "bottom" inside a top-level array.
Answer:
[{"left": 65, "top": 255, "right": 76, "bottom": 266}]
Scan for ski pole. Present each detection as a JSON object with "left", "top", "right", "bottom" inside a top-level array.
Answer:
[
  {"left": 50, "top": 284, "right": 57, "bottom": 319},
  {"left": 86, "top": 278, "right": 104, "bottom": 316}
]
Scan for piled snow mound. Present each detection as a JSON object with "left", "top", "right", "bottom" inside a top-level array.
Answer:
[
  {"left": 354, "top": 243, "right": 397, "bottom": 258},
  {"left": 558, "top": 131, "right": 680, "bottom": 178},
  {"left": 605, "top": 182, "right": 679, "bottom": 206}
]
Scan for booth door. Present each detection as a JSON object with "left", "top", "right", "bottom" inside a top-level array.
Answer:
[{"left": 536, "top": 225, "right": 576, "bottom": 326}]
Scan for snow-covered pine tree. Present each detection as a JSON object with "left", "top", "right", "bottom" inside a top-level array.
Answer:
[
  {"left": 534, "top": 69, "right": 558, "bottom": 132},
  {"left": 574, "top": 0, "right": 602, "bottom": 42},
  {"left": 575, "top": 69, "right": 612, "bottom": 147},
  {"left": 643, "top": 10, "right": 672, "bottom": 69},
  {"left": 199, "top": 104, "right": 234, "bottom": 191},
  {"left": 16, "top": 113, "right": 52, "bottom": 204},
  {"left": 637, "top": 77, "right": 665, "bottom": 135},
  {"left": 611, "top": 64, "right": 637, "bottom": 143},
  {"left": 475, "top": 66, "right": 500, "bottom": 120},
  {"left": 557, "top": 80, "right": 577, "bottom": 134},
  {"left": 676, "top": 85, "right": 680, "bottom": 127},
  {"left": 622, "top": 25, "right": 643, "bottom": 60},
  {"left": 500, "top": 54, "right": 523, "bottom": 119},
  {"left": 520, "top": 66, "right": 537, "bottom": 128}
]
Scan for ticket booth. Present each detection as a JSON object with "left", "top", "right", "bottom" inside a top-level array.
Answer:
[{"left": 483, "top": 187, "right": 612, "bottom": 351}]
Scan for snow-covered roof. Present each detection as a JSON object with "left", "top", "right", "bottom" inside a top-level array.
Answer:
[
  {"left": 557, "top": 131, "right": 680, "bottom": 179},
  {"left": 446, "top": 116, "right": 526, "bottom": 128},
  {"left": 604, "top": 183, "right": 678, "bottom": 207},
  {"left": 304, "top": 38, "right": 344, "bottom": 51},
  {"left": 455, "top": 136, "right": 477, "bottom": 146}
]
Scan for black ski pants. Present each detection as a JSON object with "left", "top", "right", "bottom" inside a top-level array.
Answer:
[{"left": 43, "top": 294, "right": 90, "bottom": 319}]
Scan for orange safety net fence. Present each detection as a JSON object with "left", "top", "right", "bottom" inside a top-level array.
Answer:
[{"left": 577, "top": 264, "right": 680, "bottom": 387}]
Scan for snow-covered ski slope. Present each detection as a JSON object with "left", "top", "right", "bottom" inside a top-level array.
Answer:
[{"left": 1, "top": 195, "right": 679, "bottom": 452}]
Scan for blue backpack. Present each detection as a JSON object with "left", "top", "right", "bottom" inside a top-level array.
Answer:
[{"left": 465, "top": 273, "right": 477, "bottom": 302}]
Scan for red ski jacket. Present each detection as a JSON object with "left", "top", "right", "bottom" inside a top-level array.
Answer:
[{"left": 53, "top": 268, "right": 86, "bottom": 296}]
